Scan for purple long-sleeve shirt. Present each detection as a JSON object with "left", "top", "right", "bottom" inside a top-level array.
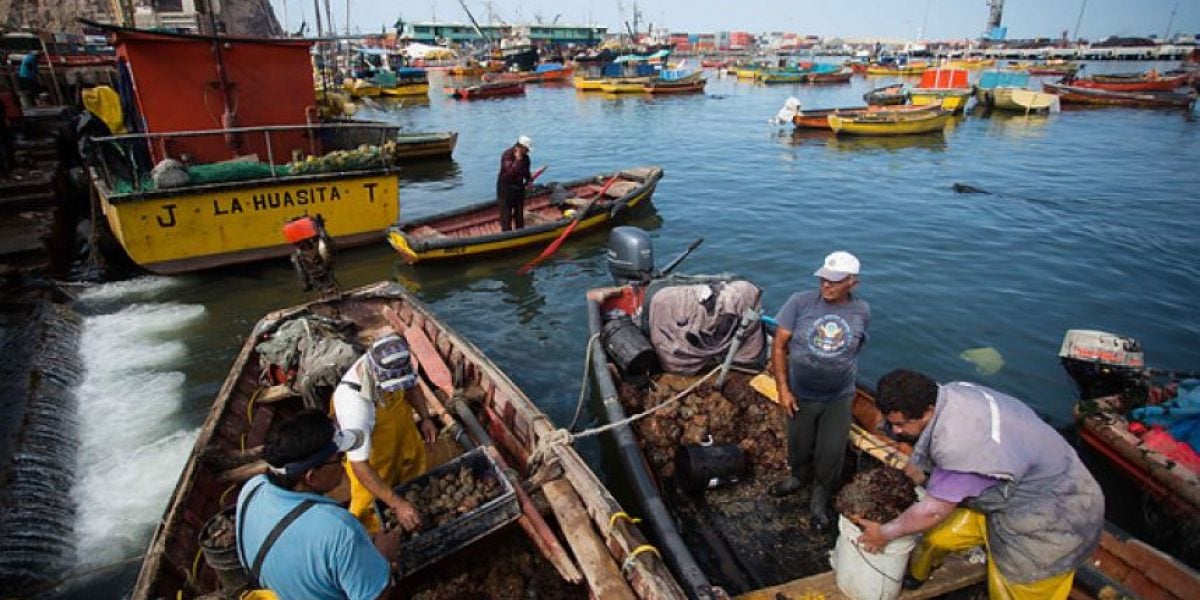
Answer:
[{"left": 497, "top": 144, "right": 531, "bottom": 187}]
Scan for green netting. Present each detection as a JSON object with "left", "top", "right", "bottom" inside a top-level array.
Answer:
[
  {"left": 109, "top": 144, "right": 396, "bottom": 194},
  {"left": 187, "top": 161, "right": 283, "bottom": 184}
]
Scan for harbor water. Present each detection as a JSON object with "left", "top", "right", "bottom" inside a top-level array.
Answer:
[{"left": 42, "top": 62, "right": 1200, "bottom": 596}]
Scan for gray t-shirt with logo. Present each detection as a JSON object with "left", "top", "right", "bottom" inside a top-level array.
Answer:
[{"left": 775, "top": 290, "right": 870, "bottom": 403}]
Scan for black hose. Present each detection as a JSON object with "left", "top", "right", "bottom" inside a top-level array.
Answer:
[{"left": 587, "top": 299, "right": 717, "bottom": 600}]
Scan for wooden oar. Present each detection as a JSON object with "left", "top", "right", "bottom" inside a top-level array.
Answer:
[{"left": 517, "top": 175, "right": 619, "bottom": 275}]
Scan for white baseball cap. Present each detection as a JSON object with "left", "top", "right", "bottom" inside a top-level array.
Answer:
[
  {"left": 813, "top": 251, "right": 860, "bottom": 282},
  {"left": 517, "top": 135, "right": 532, "bottom": 150}
]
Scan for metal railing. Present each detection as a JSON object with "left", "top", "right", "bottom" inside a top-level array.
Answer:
[{"left": 87, "top": 122, "right": 399, "bottom": 193}]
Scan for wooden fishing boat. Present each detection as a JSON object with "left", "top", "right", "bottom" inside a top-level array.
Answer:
[
  {"left": 790, "top": 104, "right": 939, "bottom": 130},
  {"left": 863, "top": 83, "right": 908, "bottom": 105},
  {"left": 908, "top": 68, "right": 973, "bottom": 114},
  {"left": 992, "top": 87, "right": 1059, "bottom": 113},
  {"left": 586, "top": 294, "right": 1200, "bottom": 599},
  {"left": 807, "top": 69, "right": 853, "bottom": 84},
  {"left": 132, "top": 282, "right": 684, "bottom": 600},
  {"left": 757, "top": 70, "right": 807, "bottom": 84},
  {"left": 1075, "top": 392, "right": 1200, "bottom": 519},
  {"left": 600, "top": 77, "right": 654, "bottom": 93},
  {"left": 445, "top": 81, "right": 525, "bottom": 100},
  {"left": 1042, "top": 82, "right": 1197, "bottom": 108},
  {"left": 735, "top": 67, "right": 760, "bottom": 79},
  {"left": 643, "top": 77, "right": 706, "bottom": 94},
  {"left": 80, "top": 23, "right": 401, "bottom": 275},
  {"left": 1070, "top": 73, "right": 1189, "bottom": 92},
  {"left": 446, "top": 62, "right": 483, "bottom": 76},
  {"left": 865, "top": 61, "right": 928, "bottom": 76},
  {"left": 387, "top": 166, "right": 663, "bottom": 264},
  {"left": 572, "top": 74, "right": 607, "bottom": 90},
  {"left": 392, "top": 132, "right": 458, "bottom": 160},
  {"left": 1025, "top": 62, "right": 1080, "bottom": 76},
  {"left": 828, "top": 109, "right": 952, "bottom": 136}
]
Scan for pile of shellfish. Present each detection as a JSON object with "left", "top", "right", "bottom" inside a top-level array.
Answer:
[{"left": 384, "top": 466, "right": 503, "bottom": 535}]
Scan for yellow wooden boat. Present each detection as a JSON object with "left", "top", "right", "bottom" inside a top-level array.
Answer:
[
  {"left": 865, "top": 62, "right": 928, "bottom": 76},
  {"left": 88, "top": 123, "right": 402, "bottom": 274},
  {"left": 600, "top": 77, "right": 652, "bottom": 93},
  {"left": 908, "top": 89, "right": 972, "bottom": 113},
  {"left": 573, "top": 74, "right": 606, "bottom": 90},
  {"left": 343, "top": 78, "right": 383, "bottom": 98},
  {"left": 736, "top": 68, "right": 760, "bottom": 79},
  {"left": 387, "top": 166, "right": 662, "bottom": 264},
  {"left": 828, "top": 110, "right": 952, "bottom": 136},
  {"left": 378, "top": 81, "right": 430, "bottom": 97}
]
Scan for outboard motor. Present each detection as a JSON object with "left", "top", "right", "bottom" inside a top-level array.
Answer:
[
  {"left": 606, "top": 226, "right": 654, "bottom": 285},
  {"left": 1059, "top": 329, "right": 1145, "bottom": 400}
]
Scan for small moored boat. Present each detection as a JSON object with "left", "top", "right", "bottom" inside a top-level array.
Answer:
[
  {"left": 445, "top": 80, "right": 526, "bottom": 100},
  {"left": 828, "top": 109, "right": 952, "bottom": 136},
  {"left": 1070, "top": 72, "right": 1190, "bottom": 92},
  {"left": 908, "top": 68, "right": 973, "bottom": 114},
  {"left": 387, "top": 166, "right": 663, "bottom": 264},
  {"left": 863, "top": 83, "right": 908, "bottom": 105},
  {"left": 132, "top": 282, "right": 684, "bottom": 599},
  {"left": 1042, "top": 82, "right": 1197, "bottom": 108}
]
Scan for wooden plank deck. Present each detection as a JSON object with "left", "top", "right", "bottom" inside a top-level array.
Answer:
[{"left": 735, "top": 553, "right": 985, "bottom": 600}]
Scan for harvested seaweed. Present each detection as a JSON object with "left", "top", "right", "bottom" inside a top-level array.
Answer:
[{"left": 834, "top": 466, "right": 917, "bottom": 523}]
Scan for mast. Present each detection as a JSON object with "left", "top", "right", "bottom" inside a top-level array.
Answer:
[
  {"left": 1072, "top": 0, "right": 1087, "bottom": 41},
  {"left": 456, "top": 0, "right": 493, "bottom": 46}
]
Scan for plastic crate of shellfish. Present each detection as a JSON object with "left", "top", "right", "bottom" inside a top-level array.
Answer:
[{"left": 376, "top": 445, "right": 520, "bottom": 577}]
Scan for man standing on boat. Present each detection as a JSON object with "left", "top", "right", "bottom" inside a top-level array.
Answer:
[
  {"left": 768, "top": 251, "right": 870, "bottom": 532},
  {"left": 333, "top": 334, "right": 438, "bottom": 534},
  {"left": 497, "top": 135, "right": 533, "bottom": 231},
  {"left": 859, "top": 369, "right": 1104, "bottom": 599},
  {"left": 236, "top": 410, "right": 400, "bottom": 600}
]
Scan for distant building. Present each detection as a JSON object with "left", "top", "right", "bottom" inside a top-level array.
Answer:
[{"left": 399, "top": 21, "right": 605, "bottom": 49}]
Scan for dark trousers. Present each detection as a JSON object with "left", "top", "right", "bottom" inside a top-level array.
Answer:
[
  {"left": 497, "top": 184, "right": 525, "bottom": 231},
  {"left": 785, "top": 390, "right": 855, "bottom": 492}
]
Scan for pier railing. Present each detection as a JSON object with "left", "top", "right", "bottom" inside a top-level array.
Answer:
[{"left": 84, "top": 122, "right": 401, "bottom": 194}]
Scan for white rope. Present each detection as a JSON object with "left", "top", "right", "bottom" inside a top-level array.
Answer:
[{"left": 528, "top": 365, "right": 723, "bottom": 467}]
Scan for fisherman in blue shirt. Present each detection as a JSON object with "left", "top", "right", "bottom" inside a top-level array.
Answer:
[{"left": 236, "top": 410, "right": 399, "bottom": 600}]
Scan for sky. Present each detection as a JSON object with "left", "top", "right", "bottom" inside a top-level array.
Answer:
[{"left": 269, "top": 0, "right": 1199, "bottom": 42}]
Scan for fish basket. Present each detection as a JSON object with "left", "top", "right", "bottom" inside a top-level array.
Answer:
[{"left": 377, "top": 445, "right": 520, "bottom": 577}]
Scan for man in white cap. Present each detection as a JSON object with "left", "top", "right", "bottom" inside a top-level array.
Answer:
[
  {"left": 768, "top": 251, "right": 871, "bottom": 532},
  {"left": 496, "top": 135, "right": 533, "bottom": 231},
  {"left": 333, "top": 333, "right": 438, "bottom": 534}
]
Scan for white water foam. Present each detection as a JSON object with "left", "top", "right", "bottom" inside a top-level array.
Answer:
[{"left": 70, "top": 285, "right": 206, "bottom": 568}]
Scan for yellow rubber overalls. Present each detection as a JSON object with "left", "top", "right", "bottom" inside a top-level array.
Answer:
[
  {"left": 910, "top": 508, "right": 1076, "bottom": 600},
  {"left": 341, "top": 386, "right": 426, "bottom": 534}
]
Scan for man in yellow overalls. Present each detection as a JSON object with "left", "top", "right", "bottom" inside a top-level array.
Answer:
[{"left": 333, "top": 333, "right": 438, "bottom": 533}]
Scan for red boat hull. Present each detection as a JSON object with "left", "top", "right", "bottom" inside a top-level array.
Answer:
[{"left": 1071, "top": 75, "right": 1189, "bottom": 92}]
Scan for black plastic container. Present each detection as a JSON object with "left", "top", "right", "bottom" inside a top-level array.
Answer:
[
  {"left": 376, "top": 446, "right": 520, "bottom": 577},
  {"left": 674, "top": 444, "right": 746, "bottom": 493},
  {"left": 601, "top": 314, "right": 660, "bottom": 377}
]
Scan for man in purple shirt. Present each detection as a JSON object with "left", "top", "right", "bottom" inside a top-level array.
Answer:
[
  {"left": 496, "top": 135, "right": 532, "bottom": 231},
  {"left": 858, "top": 369, "right": 1104, "bottom": 600}
]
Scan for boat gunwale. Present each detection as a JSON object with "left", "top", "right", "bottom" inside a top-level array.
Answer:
[{"left": 91, "top": 166, "right": 401, "bottom": 203}]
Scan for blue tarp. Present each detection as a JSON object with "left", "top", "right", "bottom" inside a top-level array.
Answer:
[
  {"left": 977, "top": 70, "right": 1030, "bottom": 90},
  {"left": 535, "top": 62, "right": 565, "bottom": 73},
  {"left": 1131, "top": 379, "right": 1200, "bottom": 453},
  {"left": 601, "top": 63, "right": 624, "bottom": 77},
  {"left": 659, "top": 68, "right": 694, "bottom": 81}
]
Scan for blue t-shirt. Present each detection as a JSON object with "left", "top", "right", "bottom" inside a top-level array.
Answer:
[
  {"left": 236, "top": 475, "right": 390, "bottom": 600},
  {"left": 775, "top": 289, "right": 870, "bottom": 402},
  {"left": 18, "top": 53, "right": 38, "bottom": 80}
]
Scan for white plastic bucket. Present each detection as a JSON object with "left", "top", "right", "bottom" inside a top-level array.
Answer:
[{"left": 831, "top": 515, "right": 918, "bottom": 600}]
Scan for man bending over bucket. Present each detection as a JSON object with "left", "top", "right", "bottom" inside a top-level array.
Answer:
[
  {"left": 858, "top": 369, "right": 1104, "bottom": 599},
  {"left": 334, "top": 334, "right": 438, "bottom": 534},
  {"left": 236, "top": 410, "right": 399, "bottom": 599}
]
